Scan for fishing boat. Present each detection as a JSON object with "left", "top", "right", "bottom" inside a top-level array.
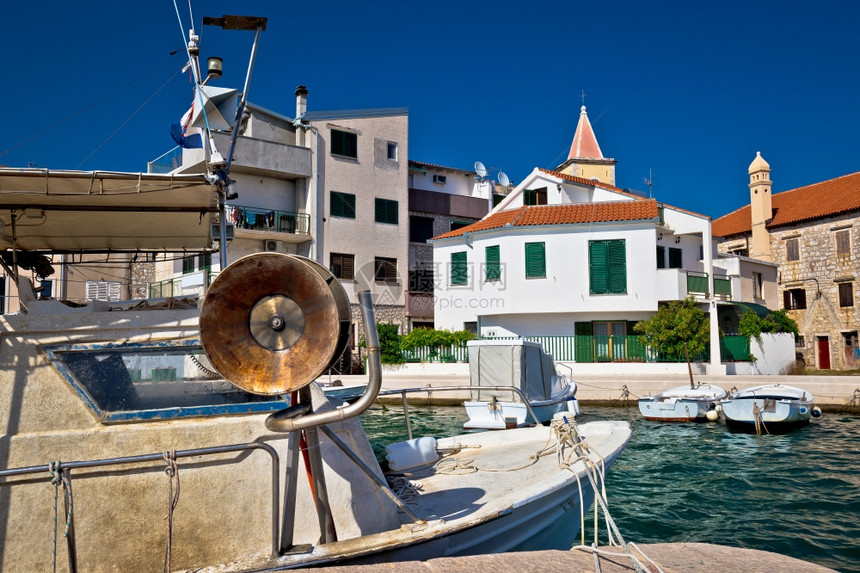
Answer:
[
  {"left": 463, "top": 339, "right": 579, "bottom": 429},
  {"left": 721, "top": 384, "right": 819, "bottom": 432},
  {"left": 637, "top": 382, "right": 727, "bottom": 422}
]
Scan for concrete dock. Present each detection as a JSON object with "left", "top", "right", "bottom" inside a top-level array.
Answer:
[
  {"left": 321, "top": 367, "right": 860, "bottom": 412},
  {"left": 295, "top": 543, "right": 837, "bottom": 572}
]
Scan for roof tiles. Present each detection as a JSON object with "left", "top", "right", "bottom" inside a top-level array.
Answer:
[
  {"left": 713, "top": 171, "right": 860, "bottom": 237},
  {"left": 432, "top": 200, "right": 659, "bottom": 240}
]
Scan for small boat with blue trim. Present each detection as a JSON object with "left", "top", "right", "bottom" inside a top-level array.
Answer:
[
  {"left": 638, "top": 382, "right": 727, "bottom": 422},
  {"left": 721, "top": 383, "right": 820, "bottom": 432}
]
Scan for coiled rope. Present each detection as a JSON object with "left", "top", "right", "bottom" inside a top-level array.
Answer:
[
  {"left": 48, "top": 461, "right": 74, "bottom": 573},
  {"left": 753, "top": 403, "right": 769, "bottom": 435},
  {"left": 163, "top": 450, "right": 181, "bottom": 573}
]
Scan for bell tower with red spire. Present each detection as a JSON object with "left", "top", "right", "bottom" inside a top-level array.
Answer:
[{"left": 556, "top": 104, "right": 617, "bottom": 186}]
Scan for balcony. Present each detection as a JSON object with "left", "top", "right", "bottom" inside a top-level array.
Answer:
[
  {"left": 228, "top": 205, "right": 310, "bottom": 242},
  {"left": 657, "top": 269, "right": 733, "bottom": 301},
  {"left": 212, "top": 132, "right": 311, "bottom": 179}
]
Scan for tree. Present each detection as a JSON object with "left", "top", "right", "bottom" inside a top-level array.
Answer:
[
  {"left": 634, "top": 297, "right": 710, "bottom": 360},
  {"left": 376, "top": 322, "right": 404, "bottom": 365},
  {"left": 400, "top": 328, "right": 475, "bottom": 361},
  {"left": 738, "top": 309, "right": 799, "bottom": 341}
]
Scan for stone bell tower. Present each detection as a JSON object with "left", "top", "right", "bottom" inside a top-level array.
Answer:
[{"left": 748, "top": 151, "right": 773, "bottom": 260}]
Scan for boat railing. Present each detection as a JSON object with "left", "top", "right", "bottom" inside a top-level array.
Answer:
[
  {"left": 0, "top": 442, "right": 281, "bottom": 570},
  {"left": 377, "top": 386, "right": 543, "bottom": 440}
]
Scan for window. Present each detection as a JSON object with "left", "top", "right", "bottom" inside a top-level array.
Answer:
[
  {"left": 450, "top": 251, "right": 467, "bottom": 285},
  {"left": 330, "top": 253, "right": 355, "bottom": 280},
  {"left": 485, "top": 245, "right": 501, "bottom": 281},
  {"left": 433, "top": 174, "right": 447, "bottom": 184},
  {"left": 410, "top": 216, "right": 434, "bottom": 243},
  {"left": 589, "top": 240, "right": 626, "bottom": 294},
  {"left": 525, "top": 242, "right": 546, "bottom": 278},
  {"left": 374, "top": 257, "right": 397, "bottom": 283},
  {"left": 786, "top": 237, "right": 800, "bottom": 261},
  {"left": 387, "top": 142, "right": 398, "bottom": 161},
  {"left": 836, "top": 230, "right": 850, "bottom": 257},
  {"left": 656, "top": 245, "right": 666, "bottom": 269},
  {"left": 182, "top": 256, "right": 195, "bottom": 274},
  {"left": 752, "top": 272, "right": 763, "bottom": 299},
  {"left": 86, "top": 281, "right": 122, "bottom": 302},
  {"left": 523, "top": 188, "right": 548, "bottom": 206},
  {"left": 668, "top": 247, "right": 683, "bottom": 269},
  {"left": 374, "top": 198, "right": 399, "bottom": 225},
  {"left": 199, "top": 253, "right": 212, "bottom": 272},
  {"left": 839, "top": 282, "right": 854, "bottom": 307},
  {"left": 795, "top": 335, "right": 805, "bottom": 348},
  {"left": 330, "top": 191, "right": 356, "bottom": 219},
  {"left": 784, "top": 288, "right": 806, "bottom": 310},
  {"left": 331, "top": 129, "right": 357, "bottom": 158}
]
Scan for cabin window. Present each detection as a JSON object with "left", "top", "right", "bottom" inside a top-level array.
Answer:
[
  {"left": 374, "top": 198, "right": 399, "bottom": 225},
  {"left": 44, "top": 340, "right": 288, "bottom": 424},
  {"left": 485, "top": 245, "right": 501, "bottom": 281},
  {"left": 524, "top": 242, "right": 546, "bottom": 278},
  {"left": 330, "top": 191, "right": 356, "bottom": 219},
  {"left": 589, "top": 240, "right": 626, "bottom": 294},
  {"left": 450, "top": 251, "right": 468, "bottom": 285},
  {"left": 331, "top": 129, "right": 358, "bottom": 158}
]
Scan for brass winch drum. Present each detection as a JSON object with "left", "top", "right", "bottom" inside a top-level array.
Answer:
[{"left": 199, "top": 253, "right": 349, "bottom": 395}]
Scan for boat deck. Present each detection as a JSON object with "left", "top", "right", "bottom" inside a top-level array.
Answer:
[{"left": 292, "top": 543, "right": 837, "bottom": 572}]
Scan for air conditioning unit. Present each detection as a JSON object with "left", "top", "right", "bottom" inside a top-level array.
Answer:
[
  {"left": 265, "top": 240, "right": 283, "bottom": 252},
  {"left": 433, "top": 174, "right": 447, "bottom": 184}
]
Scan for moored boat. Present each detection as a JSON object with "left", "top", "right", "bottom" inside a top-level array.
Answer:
[
  {"left": 638, "top": 382, "right": 727, "bottom": 422},
  {"left": 721, "top": 384, "right": 818, "bottom": 433},
  {"left": 463, "top": 339, "right": 579, "bottom": 429}
]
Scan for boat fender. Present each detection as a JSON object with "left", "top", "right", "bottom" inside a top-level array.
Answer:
[
  {"left": 705, "top": 409, "right": 719, "bottom": 422},
  {"left": 799, "top": 406, "right": 809, "bottom": 416},
  {"left": 812, "top": 407, "right": 822, "bottom": 418},
  {"left": 714, "top": 404, "right": 723, "bottom": 413},
  {"left": 385, "top": 437, "right": 439, "bottom": 472}
]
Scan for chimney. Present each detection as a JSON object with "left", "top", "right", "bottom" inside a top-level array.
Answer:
[
  {"left": 295, "top": 85, "right": 308, "bottom": 120},
  {"left": 748, "top": 151, "right": 773, "bottom": 260}
]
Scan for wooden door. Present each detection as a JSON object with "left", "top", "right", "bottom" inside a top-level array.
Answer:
[{"left": 817, "top": 336, "right": 831, "bottom": 370}]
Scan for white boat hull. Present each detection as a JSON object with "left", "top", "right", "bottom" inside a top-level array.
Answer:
[
  {"left": 721, "top": 384, "right": 814, "bottom": 431},
  {"left": 638, "top": 384, "right": 726, "bottom": 422},
  {"left": 464, "top": 393, "right": 579, "bottom": 429}
]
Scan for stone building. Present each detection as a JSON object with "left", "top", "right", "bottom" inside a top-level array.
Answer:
[{"left": 713, "top": 152, "right": 860, "bottom": 370}]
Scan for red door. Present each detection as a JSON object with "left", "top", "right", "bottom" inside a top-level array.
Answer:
[{"left": 817, "top": 337, "right": 831, "bottom": 369}]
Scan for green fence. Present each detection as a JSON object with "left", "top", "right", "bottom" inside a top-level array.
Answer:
[{"left": 399, "top": 335, "right": 753, "bottom": 364}]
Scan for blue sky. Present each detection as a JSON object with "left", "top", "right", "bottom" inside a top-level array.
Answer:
[{"left": 2, "top": 1, "right": 858, "bottom": 219}]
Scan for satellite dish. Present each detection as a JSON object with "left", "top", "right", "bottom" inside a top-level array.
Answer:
[
  {"left": 474, "top": 161, "right": 488, "bottom": 178},
  {"left": 497, "top": 171, "right": 510, "bottom": 187}
]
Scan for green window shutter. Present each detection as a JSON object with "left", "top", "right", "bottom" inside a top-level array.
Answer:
[
  {"left": 451, "top": 251, "right": 467, "bottom": 285},
  {"left": 375, "top": 198, "right": 398, "bottom": 224},
  {"left": 589, "top": 241, "right": 608, "bottom": 293},
  {"left": 590, "top": 240, "right": 626, "bottom": 294},
  {"left": 668, "top": 247, "right": 682, "bottom": 269},
  {"left": 656, "top": 245, "right": 666, "bottom": 269},
  {"left": 331, "top": 191, "right": 356, "bottom": 219},
  {"left": 574, "top": 321, "right": 594, "bottom": 363},
  {"left": 525, "top": 242, "right": 546, "bottom": 278},
  {"left": 608, "top": 240, "right": 627, "bottom": 294},
  {"left": 182, "top": 256, "right": 194, "bottom": 274},
  {"left": 524, "top": 189, "right": 535, "bottom": 205},
  {"left": 485, "top": 245, "right": 501, "bottom": 281}
]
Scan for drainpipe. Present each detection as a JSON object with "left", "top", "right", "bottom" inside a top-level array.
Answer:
[{"left": 293, "top": 86, "right": 321, "bottom": 262}]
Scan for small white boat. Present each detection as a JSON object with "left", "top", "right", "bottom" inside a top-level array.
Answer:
[
  {"left": 319, "top": 379, "right": 367, "bottom": 401},
  {"left": 638, "top": 382, "right": 727, "bottom": 422},
  {"left": 463, "top": 339, "right": 579, "bottom": 430},
  {"left": 721, "top": 384, "right": 817, "bottom": 432}
]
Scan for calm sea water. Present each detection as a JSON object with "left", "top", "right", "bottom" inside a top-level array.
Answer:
[{"left": 360, "top": 404, "right": 860, "bottom": 572}]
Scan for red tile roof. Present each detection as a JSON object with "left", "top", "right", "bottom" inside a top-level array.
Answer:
[
  {"left": 536, "top": 168, "right": 634, "bottom": 196},
  {"left": 713, "top": 171, "right": 860, "bottom": 238},
  {"left": 432, "top": 200, "right": 660, "bottom": 240}
]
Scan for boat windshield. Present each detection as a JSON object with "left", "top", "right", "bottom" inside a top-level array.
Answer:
[{"left": 45, "top": 339, "right": 287, "bottom": 423}]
